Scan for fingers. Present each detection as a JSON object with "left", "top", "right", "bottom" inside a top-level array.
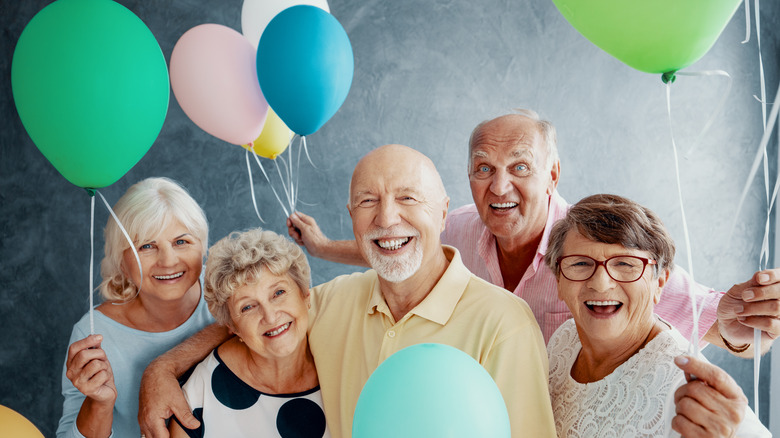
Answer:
[
  {"left": 674, "top": 356, "right": 744, "bottom": 400},
  {"left": 741, "top": 269, "right": 780, "bottom": 301},
  {"left": 171, "top": 401, "right": 201, "bottom": 430},
  {"left": 755, "top": 268, "right": 780, "bottom": 286},
  {"left": 728, "top": 315, "right": 780, "bottom": 341},
  {"left": 67, "top": 334, "right": 103, "bottom": 362}
]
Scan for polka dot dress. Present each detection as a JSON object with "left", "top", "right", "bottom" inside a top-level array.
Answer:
[{"left": 177, "top": 349, "right": 330, "bottom": 438}]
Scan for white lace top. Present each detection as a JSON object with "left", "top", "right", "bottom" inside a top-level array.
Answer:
[{"left": 547, "top": 318, "right": 770, "bottom": 438}]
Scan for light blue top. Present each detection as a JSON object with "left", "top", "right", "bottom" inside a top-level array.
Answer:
[{"left": 56, "top": 289, "right": 214, "bottom": 438}]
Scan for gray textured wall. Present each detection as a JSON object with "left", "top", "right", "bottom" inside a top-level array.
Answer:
[{"left": 1, "top": 0, "right": 778, "bottom": 435}]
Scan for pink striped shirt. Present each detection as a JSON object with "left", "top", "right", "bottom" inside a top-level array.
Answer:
[{"left": 441, "top": 191, "right": 722, "bottom": 344}]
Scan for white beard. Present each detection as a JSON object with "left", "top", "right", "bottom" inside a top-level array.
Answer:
[
  {"left": 366, "top": 242, "right": 423, "bottom": 283},
  {"left": 361, "top": 227, "right": 422, "bottom": 283}
]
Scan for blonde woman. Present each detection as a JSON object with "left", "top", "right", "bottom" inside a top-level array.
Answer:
[{"left": 58, "top": 177, "right": 213, "bottom": 438}]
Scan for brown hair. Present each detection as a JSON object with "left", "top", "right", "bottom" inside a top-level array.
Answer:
[{"left": 544, "top": 194, "right": 675, "bottom": 278}]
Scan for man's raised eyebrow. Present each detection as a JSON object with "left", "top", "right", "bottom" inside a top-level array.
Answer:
[{"left": 511, "top": 148, "right": 534, "bottom": 159}]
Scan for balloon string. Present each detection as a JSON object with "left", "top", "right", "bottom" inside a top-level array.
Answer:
[
  {"left": 294, "top": 136, "right": 305, "bottom": 212},
  {"left": 752, "top": 0, "right": 765, "bottom": 416},
  {"left": 302, "top": 134, "right": 318, "bottom": 169},
  {"left": 665, "top": 82, "right": 702, "bottom": 358},
  {"left": 675, "top": 70, "right": 732, "bottom": 159},
  {"left": 730, "top": 80, "right": 780, "bottom": 242},
  {"left": 244, "top": 148, "right": 265, "bottom": 223},
  {"left": 89, "top": 194, "right": 95, "bottom": 335},
  {"left": 96, "top": 191, "right": 143, "bottom": 305},
  {"left": 288, "top": 137, "right": 295, "bottom": 212},
  {"left": 251, "top": 149, "right": 291, "bottom": 218},
  {"left": 741, "top": 0, "right": 751, "bottom": 44},
  {"left": 275, "top": 156, "right": 294, "bottom": 213}
]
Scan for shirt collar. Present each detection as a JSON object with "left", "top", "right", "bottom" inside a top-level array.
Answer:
[
  {"left": 366, "top": 246, "right": 469, "bottom": 326},
  {"left": 537, "top": 190, "right": 568, "bottom": 258}
]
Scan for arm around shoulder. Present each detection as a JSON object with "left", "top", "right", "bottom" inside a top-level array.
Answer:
[{"left": 139, "top": 323, "right": 230, "bottom": 437}]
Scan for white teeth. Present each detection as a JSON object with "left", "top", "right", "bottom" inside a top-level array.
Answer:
[
  {"left": 153, "top": 272, "right": 184, "bottom": 280},
  {"left": 265, "top": 322, "right": 291, "bottom": 337},
  {"left": 586, "top": 300, "right": 621, "bottom": 306},
  {"left": 377, "top": 237, "right": 410, "bottom": 251},
  {"left": 491, "top": 202, "right": 518, "bottom": 209}
]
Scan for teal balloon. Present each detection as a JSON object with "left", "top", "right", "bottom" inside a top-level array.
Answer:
[
  {"left": 12, "top": 0, "right": 169, "bottom": 189},
  {"left": 257, "top": 5, "right": 353, "bottom": 136},
  {"left": 353, "top": 344, "right": 511, "bottom": 438}
]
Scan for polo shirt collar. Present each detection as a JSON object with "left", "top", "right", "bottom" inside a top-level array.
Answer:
[{"left": 365, "top": 246, "right": 469, "bottom": 326}]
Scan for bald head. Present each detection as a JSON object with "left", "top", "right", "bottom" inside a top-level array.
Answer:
[
  {"left": 469, "top": 110, "right": 558, "bottom": 171},
  {"left": 347, "top": 144, "right": 450, "bottom": 285},
  {"left": 349, "top": 144, "right": 447, "bottom": 208}
]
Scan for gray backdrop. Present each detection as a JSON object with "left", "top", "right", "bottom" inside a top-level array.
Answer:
[{"left": 1, "top": 0, "right": 778, "bottom": 435}]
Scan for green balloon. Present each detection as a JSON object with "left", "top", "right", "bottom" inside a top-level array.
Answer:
[
  {"left": 12, "top": 0, "right": 169, "bottom": 189},
  {"left": 551, "top": 0, "right": 742, "bottom": 74}
]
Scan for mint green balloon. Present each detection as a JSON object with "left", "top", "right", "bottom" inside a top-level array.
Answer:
[
  {"left": 12, "top": 0, "right": 169, "bottom": 188},
  {"left": 552, "top": 0, "right": 742, "bottom": 74}
]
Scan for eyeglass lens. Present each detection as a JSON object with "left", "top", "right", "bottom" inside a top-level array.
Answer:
[{"left": 560, "top": 255, "right": 648, "bottom": 282}]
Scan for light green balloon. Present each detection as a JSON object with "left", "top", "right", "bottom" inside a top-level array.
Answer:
[
  {"left": 12, "top": 0, "right": 169, "bottom": 189},
  {"left": 552, "top": 0, "right": 742, "bottom": 74}
]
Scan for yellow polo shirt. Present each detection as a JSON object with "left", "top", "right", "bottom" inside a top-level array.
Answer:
[{"left": 309, "top": 246, "right": 556, "bottom": 438}]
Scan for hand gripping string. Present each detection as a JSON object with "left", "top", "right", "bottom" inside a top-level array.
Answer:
[
  {"left": 244, "top": 148, "right": 265, "bottom": 223},
  {"left": 96, "top": 191, "right": 143, "bottom": 306}
]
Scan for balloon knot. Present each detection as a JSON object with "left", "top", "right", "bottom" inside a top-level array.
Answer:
[
  {"left": 662, "top": 71, "right": 677, "bottom": 84},
  {"left": 85, "top": 188, "right": 96, "bottom": 197}
]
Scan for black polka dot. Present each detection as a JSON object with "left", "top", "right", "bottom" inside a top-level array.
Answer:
[
  {"left": 276, "top": 398, "right": 327, "bottom": 438},
  {"left": 210, "top": 361, "right": 260, "bottom": 410}
]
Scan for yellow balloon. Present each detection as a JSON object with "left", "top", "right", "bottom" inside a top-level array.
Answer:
[
  {"left": 0, "top": 405, "right": 44, "bottom": 438},
  {"left": 242, "top": 108, "right": 292, "bottom": 159}
]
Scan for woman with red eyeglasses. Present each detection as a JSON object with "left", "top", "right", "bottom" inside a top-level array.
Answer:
[{"left": 543, "top": 194, "right": 768, "bottom": 437}]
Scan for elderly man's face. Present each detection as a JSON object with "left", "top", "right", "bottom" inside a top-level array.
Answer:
[
  {"left": 348, "top": 145, "right": 448, "bottom": 283},
  {"left": 468, "top": 115, "right": 559, "bottom": 244}
]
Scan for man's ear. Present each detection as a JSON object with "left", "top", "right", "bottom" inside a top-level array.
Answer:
[
  {"left": 547, "top": 160, "right": 561, "bottom": 195},
  {"left": 440, "top": 197, "right": 450, "bottom": 233}
]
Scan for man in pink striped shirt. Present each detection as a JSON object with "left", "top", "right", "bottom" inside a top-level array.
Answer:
[{"left": 287, "top": 111, "right": 780, "bottom": 355}]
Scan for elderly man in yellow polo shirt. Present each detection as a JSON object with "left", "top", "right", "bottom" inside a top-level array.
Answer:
[{"left": 138, "top": 144, "right": 555, "bottom": 438}]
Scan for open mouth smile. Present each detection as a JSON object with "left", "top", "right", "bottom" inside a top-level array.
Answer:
[
  {"left": 490, "top": 202, "right": 518, "bottom": 211},
  {"left": 153, "top": 271, "right": 184, "bottom": 280},
  {"left": 585, "top": 300, "right": 623, "bottom": 315},
  {"left": 375, "top": 237, "right": 411, "bottom": 251},
  {"left": 264, "top": 322, "right": 291, "bottom": 337}
]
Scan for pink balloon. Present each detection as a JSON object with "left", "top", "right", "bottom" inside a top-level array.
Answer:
[{"left": 171, "top": 24, "right": 268, "bottom": 145}]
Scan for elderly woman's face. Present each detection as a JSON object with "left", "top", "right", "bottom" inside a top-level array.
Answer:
[
  {"left": 228, "top": 267, "right": 310, "bottom": 361},
  {"left": 557, "top": 230, "right": 666, "bottom": 346},
  {"left": 122, "top": 219, "right": 204, "bottom": 302}
]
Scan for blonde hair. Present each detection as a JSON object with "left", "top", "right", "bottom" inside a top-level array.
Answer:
[
  {"left": 204, "top": 228, "right": 311, "bottom": 329},
  {"left": 99, "top": 177, "right": 208, "bottom": 300}
]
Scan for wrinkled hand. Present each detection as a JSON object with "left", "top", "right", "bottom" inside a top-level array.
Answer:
[
  {"left": 671, "top": 355, "right": 746, "bottom": 438},
  {"left": 65, "top": 334, "right": 117, "bottom": 404},
  {"left": 138, "top": 359, "right": 198, "bottom": 438},
  {"left": 717, "top": 268, "right": 780, "bottom": 346},
  {"left": 287, "top": 211, "right": 331, "bottom": 258}
]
